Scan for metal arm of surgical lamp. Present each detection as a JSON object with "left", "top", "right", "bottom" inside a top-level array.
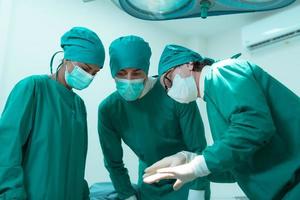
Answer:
[{"left": 200, "top": 0, "right": 211, "bottom": 19}]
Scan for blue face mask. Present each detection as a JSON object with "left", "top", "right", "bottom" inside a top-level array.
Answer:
[
  {"left": 65, "top": 63, "right": 94, "bottom": 90},
  {"left": 115, "top": 78, "right": 145, "bottom": 101}
]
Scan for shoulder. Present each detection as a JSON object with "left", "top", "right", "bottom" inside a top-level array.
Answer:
[
  {"left": 98, "top": 91, "right": 121, "bottom": 112},
  {"left": 13, "top": 75, "right": 48, "bottom": 91},
  {"left": 211, "top": 59, "right": 255, "bottom": 76},
  {"left": 205, "top": 59, "right": 259, "bottom": 91}
]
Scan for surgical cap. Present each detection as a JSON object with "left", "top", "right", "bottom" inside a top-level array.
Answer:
[
  {"left": 109, "top": 35, "right": 151, "bottom": 77},
  {"left": 61, "top": 27, "right": 105, "bottom": 68},
  {"left": 158, "top": 44, "right": 214, "bottom": 75}
]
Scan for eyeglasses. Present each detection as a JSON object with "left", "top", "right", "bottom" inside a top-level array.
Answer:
[
  {"left": 163, "top": 64, "right": 192, "bottom": 91},
  {"left": 163, "top": 69, "right": 173, "bottom": 91}
]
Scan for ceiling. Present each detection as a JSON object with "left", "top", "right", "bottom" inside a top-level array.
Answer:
[{"left": 103, "top": 0, "right": 300, "bottom": 38}]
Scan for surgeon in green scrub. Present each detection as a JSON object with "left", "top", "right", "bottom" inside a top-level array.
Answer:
[
  {"left": 0, "top": 27, "right": 105, "bottom": 200},
  {"left": 143, "top": 44, "right": 300, "bottom": 200},
  {"left": 98, "top": 36, "right": 210, "bottom": 200}
]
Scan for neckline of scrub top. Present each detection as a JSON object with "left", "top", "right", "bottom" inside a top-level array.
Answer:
[
  {"left": 200, "top": 65, "right": 211, "bottom": 99},
  {"left": 139, "top": 76, "right": 158, "bottom": 99},
  {"left": 44, "top": 75, "right": 76, "bottom": 98}
]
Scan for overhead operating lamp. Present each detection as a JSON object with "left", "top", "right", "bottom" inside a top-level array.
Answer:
[{"left": 109, "top": 0, "right": 296, "bottom": 20}]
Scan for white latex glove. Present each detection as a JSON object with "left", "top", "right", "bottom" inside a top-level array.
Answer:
[
  {"left": 143, "top": 155, "right": 210, "bottom": 191},
  {"left": 125, "top": 195, "right": 137, "bottom": 200},
  {"left": 143, "top": 151, "right": 196, "bottom": 179}
]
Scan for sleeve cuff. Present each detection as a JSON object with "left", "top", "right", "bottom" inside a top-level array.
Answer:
[{"left": 190, "top": 155, "right": 211, "bottom": 177}]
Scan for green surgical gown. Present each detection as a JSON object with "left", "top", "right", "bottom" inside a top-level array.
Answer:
[
  {"left": 0, "top": 75, "right": 89, "bottom": 200},
  {"left": 202, "top": 59, "right": 300, "bottom": 199},
  {"left": 98, "top": 81, "right": 210, "bottom": 200}
]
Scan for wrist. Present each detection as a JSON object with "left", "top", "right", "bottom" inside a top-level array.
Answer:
[
  {"left": 189, "top": 155, "right": 211, "bottom": 177},
  {"left": 179, "top": 151, "right": 198, "bottom": 163}
]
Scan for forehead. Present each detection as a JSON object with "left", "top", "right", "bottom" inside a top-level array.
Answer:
[
  {"left": 118, "top": 68, "right": 144, "bottom": 73},
  {"left": 72, "top": 61, "right": 99, "bottom": 69}
]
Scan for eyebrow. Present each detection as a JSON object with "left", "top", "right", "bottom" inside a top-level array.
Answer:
[
  {"left": 133, "top": 69, "right": 143, "bottom": 72},
  {"left": 84, "top": 63, "right": 92, "bottom": 70},
  {"left": 119, "top": 69, "right": 143, "bottom": 73}
]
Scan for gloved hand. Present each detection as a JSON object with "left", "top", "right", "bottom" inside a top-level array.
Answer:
[
  {"left": 143, "top": 151, "right": 196, "bottom": 179},
  {"left": 143, "top": 155, "right": 210, "bottom": 191},
  {"left": 125, "top": 195, "right": 137, "bottom": 200}
]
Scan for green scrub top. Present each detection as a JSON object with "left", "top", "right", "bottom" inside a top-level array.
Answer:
[
  {"left": 0, "top": 75, "right": 89, "bottom": 200},
  {"left": 202, "top": 59, "right": 300, "bottom": 199},
  {"left": 98, "top": 80, "right": 210, "bottom": 200}
]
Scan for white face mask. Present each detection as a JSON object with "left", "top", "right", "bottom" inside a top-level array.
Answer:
[{"left": 167, "top": 74, "right": 198, "bottom": 104}]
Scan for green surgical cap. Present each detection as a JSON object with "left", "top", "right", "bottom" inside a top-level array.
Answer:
[
  {"left": 61, "top": 27, "right": 105, "bottom": 68},
  {"left": 158, "top": 44, "right": 214, "bottom": 75},
  {"left": 109, "top": 35, "right": 151, "bottom": 77}
]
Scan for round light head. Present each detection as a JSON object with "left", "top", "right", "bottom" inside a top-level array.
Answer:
[{"left": 126, "top": 0, "right": 192, "bottom": 14}]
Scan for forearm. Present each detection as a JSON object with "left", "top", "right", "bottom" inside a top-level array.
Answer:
[{"left": 106, "top": 165, "right": 136, "bottom": 199}]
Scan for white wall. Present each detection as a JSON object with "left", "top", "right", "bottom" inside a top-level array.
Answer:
[
  {"left": 206, "top": 27, "right": 300, "bottom": 96},
  {"left": 0, "top": 0, "right": 14, "bottom": 99},
  {"left": 0, "top": 0, "right": 190, "bottom": 186}
]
